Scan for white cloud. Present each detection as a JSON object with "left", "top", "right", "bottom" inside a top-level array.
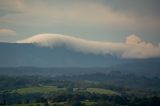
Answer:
[
  {"left": 1, "top": 0, "right": 151, "bottom": 26},
  {"left": 0, "top": 0, "right": 25, "bottom": 13},
  {"left": 17, "top": 33, "right": 160, "bottom": 59},
  {"left": 1, "top": 0, "right": 159, "bottom": 29},
  {"left": 1, "top": 2, "right": 132, "bottom": 26},
  {"left": 126, "top": 34, "right": 141, "bottom": 45},
  {"left": 0, "top": 29, "right": 17, "bottom": 36},
  {"left": 126, "top": 34, "right": 154, "bottom": 48}
]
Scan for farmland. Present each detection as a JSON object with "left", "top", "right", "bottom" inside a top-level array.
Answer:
[
  {"left": 12, "top": 86, "right": 118, "bottom": 95},
  {"left": 0, "top": 75, "right": 160, "bottom": 106}
]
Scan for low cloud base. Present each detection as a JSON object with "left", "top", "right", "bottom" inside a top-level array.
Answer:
[{"left": 17, "top": 33, "right": 160, "bottom": 59}]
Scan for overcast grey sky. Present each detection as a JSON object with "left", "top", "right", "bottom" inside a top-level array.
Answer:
[{"left": 0, "top": 0, "right": 159, "bottom": 44}]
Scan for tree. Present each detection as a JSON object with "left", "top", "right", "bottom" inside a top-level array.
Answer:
[
  {"left": 70, "top": 101, "right": 83, "bottom": 106},
  {"left": 149, "top": 96, "right": 160, "bottom": 106},
  {"left": 44, "top": 102, "right": 49, "bottom": 106},
  {"left": 36, "top": 104, "right": 40, "bottom": 106}
]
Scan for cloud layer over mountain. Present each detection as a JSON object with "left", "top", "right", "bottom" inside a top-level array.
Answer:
[{"left": 17, "top": 33, "right": 160, "bottom": 59}]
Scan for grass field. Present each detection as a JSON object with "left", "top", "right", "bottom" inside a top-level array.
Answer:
[
  {"left": 2, "top": 87, "right": 118, "bottom": 106},
  {"left": 14, "top": 86, "right": 65, "bottom": 94},
  {"left": 2, "top": 102, "right": 95, "bottom": 106},
  {"left": 87, "top": 88, "right": 119, "bottom": 95},
  {"left": 82, "top": 100, "right": 96, "bottom": 106},
  {"left": 12, "top": 86, "right": 118, "bottom": 95},
  {"left": 3, "top": 103, "right": 44, "bottom": 106}
]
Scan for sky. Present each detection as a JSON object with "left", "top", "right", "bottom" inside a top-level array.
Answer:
[{"left": 0, "top": 0, "right": 160, "bottom": 44}]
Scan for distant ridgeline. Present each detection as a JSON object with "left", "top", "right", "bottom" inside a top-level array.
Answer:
[
  {"left": 0, "top": 42, "right": 160, "bottom": 78},
  {"left": 0, "top": 42, "right": 160, "bottom": 67}
]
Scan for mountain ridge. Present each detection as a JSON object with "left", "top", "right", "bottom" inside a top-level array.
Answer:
[
  {"left": 0, "top": 42, "right": 160, "bottom": 70},
  {"left": 0, "top": 42, "right": 121, "bottom": 67}
]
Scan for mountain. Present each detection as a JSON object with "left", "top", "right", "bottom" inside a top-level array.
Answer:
[
  {"left": 108, "top": 59, "right": 160, "bottom": 78},
  {"left": 0, "top": 34, "right": 160, "bottom": 77},
  {"left": 0, "top": 42, "right": 122, "bottom": 67},
  {"left": 0, "top": 42, "right": 160, "bottom": 78}
]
